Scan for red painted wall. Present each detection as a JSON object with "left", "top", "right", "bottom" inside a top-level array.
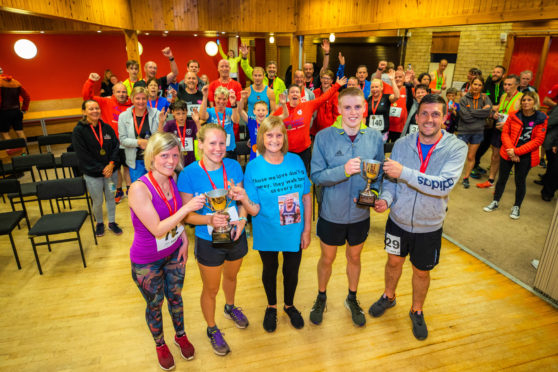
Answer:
[
  {"left": 508, "top": 37, "right": 545, "bottom": 78},
  {"left": 540, "top": 37, "right": 558, "bottom": 102},
  {"left": 0, "top": 33, "right": 225, "bottom": 101}
]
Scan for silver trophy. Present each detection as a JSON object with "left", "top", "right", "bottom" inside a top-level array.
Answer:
[
  {"left": 356, "top": 159, "right": 381, "bottom": 207},
  {"left": 205, "top": 188, "right": 233, "bottom": 244}
]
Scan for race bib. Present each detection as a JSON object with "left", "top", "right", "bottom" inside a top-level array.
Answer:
[
  {"left": 182, "top": 137, "right": 194, "bottom": 152},
  {"left": 389, "top": 106, "right": 402, "bottom": 118},
  {"left": 156, "top": 224, "right": 184, "bottom": 252},
  {"left": 385, "top": 232, "right": 401, "bottom": 255},
  {"left": 187, "top": 104, "right": 200, "bottom": 116},
  {"left": 369, "top": 115, "right": 385, "bottom": 131},
  {"left": 497, "top": 113, "right": 508, "bottom": 124},
  {"left": 207, "top": 206, "right": 239, "bottom": 235},
  {"left": 226, "top": 134, "right": 231, "bottom": 146},
  {"left": 409, "top": 124, "right": 419, "bottom": 134}
]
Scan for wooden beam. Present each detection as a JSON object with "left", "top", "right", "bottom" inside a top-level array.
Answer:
[
  {"left": 123, "top": 30, "right": 142, "bottom": 80},
  {"left": 502, "top": 34, "right": 515, "bottom": 73},
  {"left": 290, "top": 34, "right": 299, "bottom": 82},
  {"left": 534, "top": 36, "right": 551, "bottom": 90}
]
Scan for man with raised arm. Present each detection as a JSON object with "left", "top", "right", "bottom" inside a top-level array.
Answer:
[
  {"left": 133, "top": 47, "right": 179, "bottom": 97},
  {"left": 239, "top": 44, "right": 286, "bottom": 104},
  {"left": 369, "top": 94, "right": 467, "bottom": 341}
]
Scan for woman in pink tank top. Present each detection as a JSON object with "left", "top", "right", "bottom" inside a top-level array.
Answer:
[{"left": 128, "top": 132, "right": 205, "bottom": 370}]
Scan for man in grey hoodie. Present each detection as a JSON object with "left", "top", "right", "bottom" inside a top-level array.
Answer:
[{"left": 369, "top": 94, "right": 467, "bottom": 340}]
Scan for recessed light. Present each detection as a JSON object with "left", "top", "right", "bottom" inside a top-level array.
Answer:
[
  {"left": 145, "top": 32, "right": 150, "bottom": 35},
  {"left": 97, "top": 30, "right": 102, "bottom": 33},
  {"left": 164, "top": 30, "right": 169, "bottom": 34}
]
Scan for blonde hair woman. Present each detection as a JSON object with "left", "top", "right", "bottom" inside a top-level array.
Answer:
[
  {"left": 177, "top": 124, "right": 249, "bottom": 356},
  {"left": 128, "top": 132, "right": 205, "bottom": 370}
]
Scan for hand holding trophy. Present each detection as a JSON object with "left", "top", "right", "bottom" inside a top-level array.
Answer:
[
  {"left": 356, "top": 159, "right": 382, "bottom": 207},
  {"left": 205, "top": 188, "right": 233, "bottom": 244}
]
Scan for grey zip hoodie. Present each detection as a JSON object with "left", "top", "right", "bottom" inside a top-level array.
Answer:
[{"left": 380, "top": 130, "right": 467, "bottom": 233}]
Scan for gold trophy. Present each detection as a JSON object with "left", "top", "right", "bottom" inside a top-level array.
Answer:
[
  {"left": 356, "top": 159, "right": 381, "bottom": 207},
  {"left": 205, "top": 189, "right": 233, "bottom": 244}
]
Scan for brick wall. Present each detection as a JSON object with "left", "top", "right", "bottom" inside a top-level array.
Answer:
[
  {"left": 404, "top": 23, "right": 512, "bottom": 82},
  {"left": 265, "top": 39, "right": 277, "bottom": 66}
]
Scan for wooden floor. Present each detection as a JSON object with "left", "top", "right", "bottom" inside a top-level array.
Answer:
[{"left": 1, "top": 171, "right": 558, "bottom": 371}]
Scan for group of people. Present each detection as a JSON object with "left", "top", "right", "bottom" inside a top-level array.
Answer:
[{"left": 2, "top": 40, "right": 553, "bottom": 371}]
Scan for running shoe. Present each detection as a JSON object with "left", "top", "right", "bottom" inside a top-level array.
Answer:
[
  {"left": 108, "top": 222, "right": 123, "bottom": 235},
  {"left": 470, "top": 169, "right": 481, "bottom": 179},
  {"left": 409, "top": 309, "right": 428, "bottom": 340},
  {"left": 224, "top": 305, "right": 249, "bottom": 328},
  {"left": 263, "top": 307, "right": 277, "bottom": 333},
  {"left": 207, "top": 328, "right": 230, "bottom": 356},
  {"left": 368, "top": 294, "right": 396, "bottom": 317},
  {"left": 309, "top": 294, "right": 327, "bottom": 325},
  {"left": 114, "top": 189, "right": 124, "bottom": 204},
  {"left": 462, "top": 178, "right": 470, "bottom": 189},
  {"left": 476, "top": 180, "right": 494, "bottom": 189},
  {"left": 174, "top": 334, "right": 195, "bottom": 360},
  {"left": 483, "top": 201, "right": 499, "bottom": 212},
  {"left": 510, "top": 206, "right": 520, "bottom": 219},
  {"left": 284, "top": 306, "right": 304, "bottom": 329},
  {"left": 345, "top": 296, "right": 366, "bottom": 327},
  {"left": 95, "top": 223, "right": 105, "bottom": 237},
  {"left": 155, "top": 343, "right": 175, "bottom": 370}
]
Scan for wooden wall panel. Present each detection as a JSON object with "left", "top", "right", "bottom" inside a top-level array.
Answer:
[
  {"left": 130, "top": 0, "right": 296, "bottom": 33},
  {"left": 0, "top": 0, "right": 133, "bottom": 29},
  {"left": 0, "top": 10, "right": 109, "bottom": 32},
  {"left": 296, "top": 0, "right": 558, "bottom": 34}
]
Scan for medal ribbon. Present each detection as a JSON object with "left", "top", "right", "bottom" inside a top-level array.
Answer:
[
  {"left": 176, "top": 122, "right": 187, "bottom": 148},
  {"left": 370, "top": 96, "right": 382, "bottom": 115},
  {"left": 200, "top": 159, "right": 228, "bottom": 190},
  {"left": 147, "top": 171, "right": 177, "bottom": 216},
  {"left": 215, "top": 110, "right": 226, "bottom": 128},
  {"left": 417, "top": 134, "right": 443, "bottom": 173},
  {"left": 90, "top": 122, "right": 104, "bottom": 150},
  {"left": 436, "top": 71, "right": 443, "bottom": 90},
  {"left": 133, "top": 108, "right": 147, "bottom": 137}
]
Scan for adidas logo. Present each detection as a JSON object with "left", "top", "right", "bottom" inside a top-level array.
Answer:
[{"left": 335, "top": 150, "right": 343, "bottom": 156}]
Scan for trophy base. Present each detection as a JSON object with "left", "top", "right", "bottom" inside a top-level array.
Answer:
[
  {"left": 356, "top": 193, "right": 376, "bottom": 207},
  {"left": 212, "top": 228, "right": 233, "bottom": 245}
]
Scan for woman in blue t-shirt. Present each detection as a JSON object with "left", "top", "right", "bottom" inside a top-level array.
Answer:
[
  {"left": 229, "top": 116, "right": 312, "bottom": 333},
  {"left": 177, "top": 123, "right": 248, "bottom": 357}
]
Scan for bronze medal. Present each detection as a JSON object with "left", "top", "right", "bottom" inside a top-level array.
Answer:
[{"left": 171, "top": 227, "right": 177, "bottom": 237}]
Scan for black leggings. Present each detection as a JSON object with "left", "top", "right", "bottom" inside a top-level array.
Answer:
[
  {"left": 494, "top": 155, "right": 531, "bottom": 207},
  {"left": 259, "top": 250, "right": 302, "bottom": 307}
]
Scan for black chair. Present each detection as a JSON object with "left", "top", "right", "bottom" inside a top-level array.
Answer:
[
  {"left": 36, "top": 133, "right": 73, "bottom": 178},
  {"left": 28, "top": 177, "right": 97, "bottom": 275},
  {"left": 8, "top": 153, "right": 56, "bottom": 211},
  {"left": 0, "top": 138, "right": 29, "bottom": 178},
  {"left": 60, "top": 152, "right": 80, "bottom": 178},
  {"left": 235, "top": 140, "right": 251, "bottom": 170},
  {"left": 0, "top": 179, "right": 30, "bottom": 270}
]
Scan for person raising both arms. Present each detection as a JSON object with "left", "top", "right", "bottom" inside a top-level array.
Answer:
[
  {"left": 128, "top": 132, "right": 206, "bottom": 370},
  {"left": 242, "top": 66, "right": 276, "bottom": 121},
  {"left": 177, "top": 124, "right": 249, "bottom": 357},
  {"left": 310, "top": 69, "right": 341, "bottom": 137},
  {"left": 240, "top": 44, "right": 286, "bottom": 104},
  {"left": 217, "top": 40, "right": 242, "bottom": 81},
  {"left": 199, "top": 85, "right": 240, "bottom": 160}
]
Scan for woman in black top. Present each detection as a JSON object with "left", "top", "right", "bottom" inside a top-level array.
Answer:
[
  {"left": 72, "top": 99, "right": 122, "bottom": 236},
  {"left": 365, "top": 71, "right": 400, "bottom": 141}
]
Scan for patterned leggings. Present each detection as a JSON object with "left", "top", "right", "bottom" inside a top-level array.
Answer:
[{"left": 131, "top": 248, "right": 185, "bottom": 345}]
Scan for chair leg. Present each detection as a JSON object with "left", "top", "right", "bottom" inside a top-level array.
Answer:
[
  {"left": 8, "top": 233, "right": 21, "bottom": 270},
  {"left": 46, "top": 235, "right": 51, "bottom": 252},
  {"left": 30, "top": 237, "right": 43, "bottom": 275},
  {"left": 312, "top": 184, "right": 316, "bottom": 221},
  {"left": 77, "top": 231, "right": 87, "bottom": 268},
  {"left": 89, "top": 213, "right": 98, "bottom": 245}
]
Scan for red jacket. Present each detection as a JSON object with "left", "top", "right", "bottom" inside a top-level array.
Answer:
[
  {"left": 310, "top": 87, "right": 339, "bottom": 136},
  {"left": 0, "top": 74, "right": 30, "bottom": 111},
  {"left": 500, "top": 110, "right": 547, "bottom": 168},
  {"left": 273, "top": 83, "right": 340, "bottom": 153},
  {"left": 82, "top": 78, "right": 132, "bottom": 137}
]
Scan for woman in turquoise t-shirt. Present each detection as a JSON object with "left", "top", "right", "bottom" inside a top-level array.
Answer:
[
  {"left": 230, "top": 116, "right": 312, "bottom": 333},
  {"left": 177, "top": 123, "right": 248, "bottom": 357}
]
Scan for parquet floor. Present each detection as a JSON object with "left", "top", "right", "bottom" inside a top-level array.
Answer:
[{"left": 1, "top": 185, "right": 557, "bottom": 371}]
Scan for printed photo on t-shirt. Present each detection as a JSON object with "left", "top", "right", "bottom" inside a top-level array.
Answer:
[{"left": 279, "top": 192, "right": 301, "bottom": 226}]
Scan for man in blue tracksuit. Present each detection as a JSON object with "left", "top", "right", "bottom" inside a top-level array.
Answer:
[
  {"left": 309, "top": 87, "right": 384, "bottom": 328},
  {"left": 369, "top": 94, "right": 467, "bottom": 340}
]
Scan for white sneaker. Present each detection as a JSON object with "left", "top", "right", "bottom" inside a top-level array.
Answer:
[
  {"left": 483, "top": 201, "right": 499, "bottom": 212},
  {"left": 510, "top": 206, "right": 520, "bottom": 219}
]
